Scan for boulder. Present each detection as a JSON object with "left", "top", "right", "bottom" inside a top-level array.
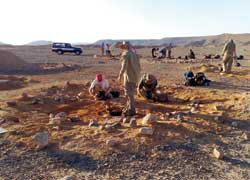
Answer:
[
  {"left": 142, "top": 113, "right": 158, "bottom": 125},
  {"left": 32, "top": 131, "right": 49, "bottom": 148},
  {"left": 139, "top": 127, "right": 154, "bottom": 135}
]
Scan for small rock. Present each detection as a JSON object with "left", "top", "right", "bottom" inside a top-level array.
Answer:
[
  {"left": 176, "top": 113, "right": 184, "bottom": 122},
  {"left": 129, "top": 119, "right": 137, "bottom": 127},
  {"left": 70, "top": 116, "right": 81, "bottom": 122},
  {"left": 31, "top": 98, "right": 44, "bottom": 105},
  {"left": 213, "top": 148, "right": 223, "bottom": 159},
  {"left": 123, "top": 117, "right": 130, "bottom": 124},
  {"left": 6, "top": 101, "right": 17, "bottom": 107},
  {"left": 214, "top": 116, "right": 220, "bottom": 121},
  {"left": 49, "top": 117, "right": 62, "bottom": 125},
  {"left": 55, "top": 112, "right": 67, "bottom": 119},
  {"left": 190, "top": 107, "right": 197, "bottom": 113},
  {"left": 32, "top": 131, "right": 49, "bottom": 148},
  {"left": 21, "top": 93, "right": 30, "bottom": 100},
  {"left": 241, "top": 133, "right": 250, "bottom": 140},
  {"left": 60, "top": 176, "right": 74, "bottom": 180},
  {"left": 52, "top": 126, "right": 60, "bottom": 131},
  {"left": 171, "top": 111, "right": 178, "bottom": 115},
  {"left": 165, "top": 112, "right": 171, "bottom": 117},
  {"left": 49, "top": 113, "right": 54, "bottom": 119},
  {"left": 105, "top": 122, "right": 122, "bottom": 130},
  {"left": 89, "top": 120, "right": 98, "bottom": 127},
  {"left": 139, "top": 127, "right": 154, "bottom": 135},
  {"left": 2, "top": 116, "right": 19, "bottom": 123},
  {"left": 142, "top": 113, "right": 158, "bottom": 125},
  {"left": 214, "top": 105, "right": 225, "bottom": 111},
  {"left": 106, "top": 139, "right": 117, "bottom": 147},
  {"left": 99, "top": 125, "right": 105, "bottom": 130},
  {"left": 231, "top": 121, "right": 238, "bottom": 127},
  {"left": 54, "top": 96, "right": 64, "bottom": 103},
  {"left": 77, "top": 92, "right": 85, "bottom": 99}
]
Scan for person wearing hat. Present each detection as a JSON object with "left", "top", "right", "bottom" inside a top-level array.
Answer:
[
  {"left": 118, "top": 41, "right": 141, "bottom": 116},
  {"left": 137, "top": 74, "right": 158, "bottom": 100},
  {"left": 222, "top": 39, "right": 237, "bottom": 73},
  {"left": 89, "top": 74, "right": 110, "bottom": 100}
]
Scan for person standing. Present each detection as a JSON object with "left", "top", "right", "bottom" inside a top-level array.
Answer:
[
  {"left": 222, "top": 39, "right": 236, "bottom": 73},
  {"left": 101, "top": 42, "right": 105, "bottom": 56},
  {"left": 118, "top": 41, "right": 141, "bottom": 116},
  {"left": 167, "top": 44, "right": 173, "bottom": 59}
]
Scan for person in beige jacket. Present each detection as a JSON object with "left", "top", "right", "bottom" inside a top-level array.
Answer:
[
  {"left": 222, "top": 39, "right": 237, "bottom": 73},
  {"left": 118, "top": 41, "right": 141, "bottom": 116}
]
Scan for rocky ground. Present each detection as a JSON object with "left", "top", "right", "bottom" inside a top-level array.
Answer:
[{"left": 0, "top": 45, "right": 250, "bottom": 180}]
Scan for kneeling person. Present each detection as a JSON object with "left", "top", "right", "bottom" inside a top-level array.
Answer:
[
  {"left": 138, "top": 74, "right": 158, "bottom": 100},
  {"left": 89, "top": 74, "right": 110, "bottom": 100}
]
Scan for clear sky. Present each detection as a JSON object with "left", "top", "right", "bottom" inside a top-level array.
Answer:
[{"left": 0, "top": 0, "right": 250, "bottom": 45}]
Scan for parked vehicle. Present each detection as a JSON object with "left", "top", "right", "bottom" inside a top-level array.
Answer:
[{"left": 52, "top": 43, "right": 82, "bottom": 55}]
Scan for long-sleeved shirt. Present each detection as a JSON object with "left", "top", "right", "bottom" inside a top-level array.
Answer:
[
  {"left": 222, "top": 40, "right": 236, "bottom": 58},
  {"left": 119, "top": 50, "right": 141, "bottom": 85}
]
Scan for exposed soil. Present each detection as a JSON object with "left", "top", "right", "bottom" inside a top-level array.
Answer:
[{"left": 0, "top": 45, "right": 250, "bottom": 180}]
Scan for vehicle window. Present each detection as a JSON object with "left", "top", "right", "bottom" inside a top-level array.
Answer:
[{"left": 65, "top": 44, "right": 71, "bottom": 48}]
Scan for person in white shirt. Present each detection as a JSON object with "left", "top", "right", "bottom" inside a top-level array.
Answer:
[{"left": 89, "top": 74, "right": 110, "bottom": 100}]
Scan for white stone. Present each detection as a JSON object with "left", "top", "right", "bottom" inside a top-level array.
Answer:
[
  {"left": 139, "top": 127, "right": 154, "bottom": 135},
  {"left": 142, "top": 113, "right": 158, "bottom": 125},
  {"left": 242, "top": 133, "right": 250, "bottom": 140},
  {"left": 213, "top": 148, "right": 223, "bottom": 159}
]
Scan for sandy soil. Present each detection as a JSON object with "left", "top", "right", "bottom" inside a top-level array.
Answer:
[{"left": 0, "top": 45, "right": 250, "bottom": 180}]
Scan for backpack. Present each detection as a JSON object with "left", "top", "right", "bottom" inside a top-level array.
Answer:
[{"left": 195, "top": 72, "right": 207, "bottom": 86}]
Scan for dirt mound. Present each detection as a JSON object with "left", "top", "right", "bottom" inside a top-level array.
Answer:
[
  {"left": 0, "top": 50, "right": 29, "bottom": 71},
  {"left": 193, "top": 64, "right": 220, "bottom": 73}
]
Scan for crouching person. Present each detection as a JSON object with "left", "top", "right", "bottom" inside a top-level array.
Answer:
[
  {"left": 89, "top": 74, "right": 111, "bottom": 100},
  {"left": 138, "top": 74, "right": 168, "bottom": 102},
  {"left": 138, "top": 74, "right": 158, "bottom": 99}
]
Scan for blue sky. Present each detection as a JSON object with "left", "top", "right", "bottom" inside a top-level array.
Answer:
[{"left": 0, "top": 0, "right": 249, "bottom": 44}]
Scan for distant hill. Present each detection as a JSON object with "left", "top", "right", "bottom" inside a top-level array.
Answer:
[
  {"left": 95, "top": 33, "right": 250, "bottom": 47},
  {"left": 27, "top": 40, "right": 53, "bottom": 46}
]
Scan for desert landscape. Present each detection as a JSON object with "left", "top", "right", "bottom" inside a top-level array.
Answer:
[{"left": 0, "top": 33, "right": 250, "bottom": 180}]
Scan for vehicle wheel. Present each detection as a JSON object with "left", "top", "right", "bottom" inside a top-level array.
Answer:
[
  {"left": 75, "top": 51, "right": 81, "bottom": 55},
  {"left": 57, "top": 50, "right": 63, "bottom": 55}
]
